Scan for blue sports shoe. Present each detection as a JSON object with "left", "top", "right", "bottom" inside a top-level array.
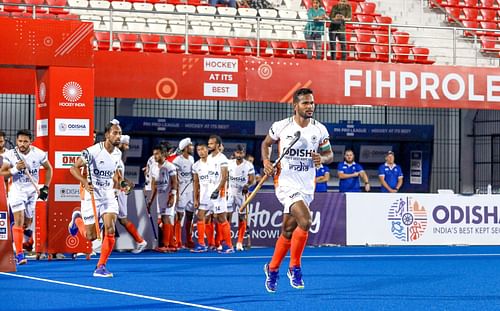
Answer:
[
  {"left": 264, "top": 263, "right": 279, "bottom": 293},
  {"left": 287, "top": 266, "right": 304, "bottom": 289},
  {"left": 191, "top": 244, "right": 208, "bottom": 253},
  {"left": 218, "top": 244, "right": 235, "bottom": 254},
  {"left": 68, "top": 210, "right": 82, "bottom": 237},
  {"left": 16, "top": 253, "right": 27, "bottom": 265},
  {"left": 93, "top": 264, "right": 113, "bottom": 278}
]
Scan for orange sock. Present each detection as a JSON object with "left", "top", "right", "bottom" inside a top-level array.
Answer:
[
  {"left": 290, "top": 227, "right": 309, "bottom": 268},
  {"left": 162, "top": 223, "right": 172, "bottom": 247},
  {"left": 197, "top": 221, "right": 205, "bottom": 246},
  {"left": 206, "top": 222, "right": 215, "bottom": 246},
  {"left": 97, "top": 233, "right": 115, "bottom": 266},
  {"left": 237, "top": 221, "right": 246, "bottom": 244},
  {"left": 168, "top": 224, "right": 175, "bottom": 248},
  {"left": 215, "top": 223, "right": 222, "bottom": 246},
  {"left": 75, "top": 217, "right": 87, "bottom": 238},
  {"left": 125, "top": 222, "right": 143, "bottom": 243},
  {"left": 220, "top": 221, "right": 233, "bottom": 247},
  {"left": 12, "top": 226, "right": 24, "bottom": 255},
  {"left": 175, "top": 220, "right": 182, "bottom": 247},
  {"left": 269, "top": 235, "right": 291, "bottom": 271}
]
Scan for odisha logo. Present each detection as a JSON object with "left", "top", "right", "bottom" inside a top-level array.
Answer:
[
  {"left": 59, "top": 122, "right": 67, "bottom": 131},
  {"left": 62, "top": 81, "right": 83, "bottom": 102},
  {"left": 39, "top": 82, "right": 46, "bottom": 103},
  {"left": 387, "top": 197, "right": 427, "bottom": 242}
]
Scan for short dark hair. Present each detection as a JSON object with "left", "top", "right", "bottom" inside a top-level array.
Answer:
[
  {"left": 209, "top": 135, "right": 222, "bottom": 145},
  {"left": 235, "top": 144, "right": 245, "bottom": 152},
  {"left": 104, "top": 121, "right": 120, "bottom": 134},
  {"left": 293, "top": 88, "right": 313, "bottom": 104},
  {"left": 0, "top": 131, "right": 5, "bottom": 138},
  {"left": 152, "top": 145, "right": 165, "bottom": 153},
  {"left": 16, "top": 129, "right": 32, "bottom": 140},
  {"left": 197, "top": 143, "right": 207, "bottom": 148},
  {"left": 344, "top": 149, "right": 354, "bottom": 155}
]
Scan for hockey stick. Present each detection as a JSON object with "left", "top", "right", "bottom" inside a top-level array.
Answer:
[
  {"left": 244, "top": 194, "right": 251, "bottom": 249},
  {"left": 143, "top": 188, "right": 158, "bottom": 240},
  {"left": 12, "top": 147, "right": 40, "bottom": 196},
  {"left": 82, "top": 149, "right": 101, "bottom": 241},
  {"left": 239, "top": 131, "right": 301, "bottom": 213}
]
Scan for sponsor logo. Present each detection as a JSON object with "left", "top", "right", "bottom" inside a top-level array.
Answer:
[
  {"left": 54, "top": 184, "right": 80, "bottom": 202},
  {"left": 387, "top": 197, "right": 428, "bottom": 242},
  {"left": 62, "top": 81, "right": 83, "bottom": 102},
  {"left": 93, "top": 169, "right": 114, "bottom": 177},
  {"left": 39, "top": 82, "right": 46, "bottom": 103},
  {"left": 55, "top": 152, "right": 81, "bottom": 169},
  {"left": 55, "top": 119, "right": 89, "bottom": 136},
  {"left": 0, "top": 212, "right": 7, "bottom": 240},
  {"left": 288, "top": 162, "right": 310, "bottom": 172},
  {"left": 36, "top": 119, "right": 48, "bottom": 137},
  {"left": 285, "top": 148, "right": 314, "bottom": 158},
  {"left": 204, "top": 58, "right": 238, "bottom": 73}
]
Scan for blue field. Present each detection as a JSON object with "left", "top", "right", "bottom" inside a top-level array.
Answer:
[{"left": 2, "top": 246, "right": 500, "bottom": 310}]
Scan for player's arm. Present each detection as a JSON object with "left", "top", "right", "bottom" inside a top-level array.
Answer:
[
  {"left": 70, "top": 157, "right": 92, "bottom": 192},
  {"left": 0, "top": 160, "right": 13, "bottom": 177},
  {"left": 261, "top": 134, "right": 277, "bottom": 176},
  {"left": 396, "top": 175, "right": 403, "bottom": 192},
  {"left": 41, "top": 160, "right": 53, "bottom": 187},
  {"left": 217, "top": 166, "right": 228, "bottom": 193},
  {"left": 242, "top": 173, "right": 255, "bottom": 195},
  {"left": 359, "top": 170, "right": 370, "bottom": 191},
  {"left": 147, "top": 177, "right": 157, "bottom": 211},
  {"left": 338, "top": 170, "right": 359, "bottom": 179},
  {"left": 169, "top": 172, "right": 178, "bottom": 207},
  {"left": 378, "top": 175, "right": 395, "bottom": 192},
  {"left": 193, "top": 172, "right": 200, "bottom": 209},
  {"left": 313, "top": 138, "right": 334, "bottom": 167},
  {"left": 316, "top": 170, "right": 330, "bottom": 183},
  {"left": 0, "top": 156, "right": 25, "bottom": 177}
]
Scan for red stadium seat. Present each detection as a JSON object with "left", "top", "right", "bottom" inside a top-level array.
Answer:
[
  {"left": 354, "top": 43, "right": 376, "bottom": 61},
  {"left": 206, "top": 37, "right": 229, "bottom": 55},
  {"left": 358, "top": 2, "right": 378, "bottom": 17},
  {"left": 323, "top": 0, "right": 338, "bottom": 14},
  {"left": 228, "top": 38, "right": 250, "bottom": 56},
  {"left": 373, "top": 30, "right": 389, "bottom": 44},
  {"left": 164, "top": 35, "right": 185, "bottom": 53},
  {"left": 188, "top": 36, "right": 207, "bottom": 54},
  {"left": 2, "top": 0, "right": 25, "bottom": 13},
  {"left": 353, "top": 14, "right": 375, "bottom": 30},
  {"left": 249, "top": 39, "right": 272, "bottom": 57},
  {"left": 464, "top": 0, "right": 478, "bottom": 7},
  {"left": 118, "top": 33, "right": 141, "bottom": 52},
  {"left": 480, "top": 35, "right": 500, "bottom": 52},
  {"left": 303, "top": 0, "right": 313, "bottom": 9},
  {"left": 375, "top": 15, "right": 397, "bottom": 32},
  {"left": 393, "top": 31, "right": 411, "bottom": 46},
  {"left": 95, "top": 32, "right": 115, "bottom": 51},
  {"left": 373, "top": 44, "right": 389, "bottom": 62},
  {"left": 354, "top": 29, "right": 373, "bottom": 44},
  {"left": 462, "top": 20, "right": 480, "bottom": 36},
  {"left": 291, "top": 41, "right": 308, "bottom": 58},
  {"left": 140, "top": 34, "right": 164, "bottom": 53},
  {"left": 25, "top": 0, "right": 48, "bottom": 14},
  {"left": 443, "top": 0, "right": 460, "bottom": 7},
  {"left": 480, "top": 0, "right": 495, "bottom": 8},
  {"left": 480, "top": 8, "right": 496, "bottom": 21},
  {"left": 478, "top": 21, "right": 499, "bottom": 36},
  {"left": 463, "top": 8, "right": 479, "bottom": 21},
  {"left": 271, "top": 41, "right": 294, "bottom": 58},
  {"left": 47, "top": 0, "right": 69, "bottom": 14},
  {"left": 412, "top": 47, "right": 435, "bottom": 65},
  {"left": 392, "top": 46, "right": 414, "bottom": 63},
  {"left": 445, "top": 7, "right": 461, "bottom": 23}
]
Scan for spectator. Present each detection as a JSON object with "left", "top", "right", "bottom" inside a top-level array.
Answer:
[
  {"left": 238, "top": 0, "right": 273, "bottom": 9},
  {"left": 211, "top": 0, "right": 237, "bottom": 8},
  {"left": 378, "top": 151, "right": 403, "bottom": 193},
  {"left": 315, "top": 164, "right": 330, "bottom": 192},
  {"left": 329, "top": 0, "right": 351, "bottom": 60},
  {"left": 337, "top": 149, "right": 370, "bottom": 192},
  {"left": 304, "top": 0, "right": 328, "bottom": 60}
]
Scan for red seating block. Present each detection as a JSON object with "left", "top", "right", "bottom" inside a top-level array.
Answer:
[
  {"left": 164, "top": 35, "right": 185, "bottom": 53},
  {"left": 412, "top": 47, "right": 435, "bottom": 65},
  {"left": 206, "top": 37, "right": 229, "bottom": 55},
  {"left": 140, "top": 34, "right": 164, "bottom": 53}
]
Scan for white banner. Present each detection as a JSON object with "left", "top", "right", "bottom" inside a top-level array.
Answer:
[
  {"left": 127, "top": 139, "right": 143, "bottom": 158},
  {"left": 55, "top": 118, "right": 90, "bottom": 136},
  {"left": 54, "top": 184, "right": 80, "bottom": 202},
  {"left": 359, "top": 145, "right": 393, "bottom": 163},
  {"left": 55, "top": 151, "right": 81, "bottom": 169},
  {"left": 347, "top": 193, "right": 500, "bottom": 245}
]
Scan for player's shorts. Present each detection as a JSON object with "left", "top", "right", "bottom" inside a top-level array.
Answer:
[
  {"left": 211, "top": 196, "right": 227, "bottom": 215},
  {"left": 276, "top": 186, "right": 314, "bottom": 214},
  {"left": 8, "top": 189, "right": 37, "bottom": 218},
  {"left": 227, "top": 193, "right": 246, "bottom": 214},
  {"left": 117, "top": 191, "right": 128, "bottom": 219},
  {"left": 176, "top": 190, "right": 194, "bottom": 213},
  {"left": 81, "top": 191, "right": 119, "bottom": 225},
  {"left": 156, "top": 190, "right": 175, "bottom": 217}
]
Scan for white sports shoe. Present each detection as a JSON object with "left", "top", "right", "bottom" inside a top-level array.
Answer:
[
  {"left": 236, "top": 242, "right": 244, "bottom": 251},
  {"left": 131, "top": 240, "right": 147, "bottom": 254}
]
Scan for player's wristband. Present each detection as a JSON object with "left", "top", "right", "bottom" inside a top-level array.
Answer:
[{"left": 9, "top": 167, "right": 19, "bottom": 175}]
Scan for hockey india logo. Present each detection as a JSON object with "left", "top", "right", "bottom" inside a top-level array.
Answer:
[
  {"left": 387, "top": 197, "right": 428, "bottom": 242},
  {"left": 62, "top": 81, "right": 83, "bottom": 102}
]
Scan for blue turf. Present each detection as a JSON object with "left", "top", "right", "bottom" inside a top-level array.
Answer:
[{"left": 2, "top": 246, "right": 500, "bottom": 310}]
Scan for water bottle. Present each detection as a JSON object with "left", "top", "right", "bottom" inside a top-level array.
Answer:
[{"left": 487, "top": 184, "right": 492, "bottom": 195}]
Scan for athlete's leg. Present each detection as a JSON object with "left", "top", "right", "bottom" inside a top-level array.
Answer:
[
  {"left": 97, "top": 212, "right": 116, "bottom": 267},
  {"left": 174, "top": 211, "right": 184, "bottom": 248},
  {"left": 185, "top": 210, "right": 194, "bottom": 247},
  {"left": 289, "top": 200, "right": 311, "bottom": 268}
]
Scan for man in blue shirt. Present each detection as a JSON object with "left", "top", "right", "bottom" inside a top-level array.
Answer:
[
  {"left": 378, "top": 151, "right": 403, "bottom": 192},
  {"left": 315, "top": 164, "right": 330, "bottom": 192},
  {"left": 337, "top": 149, "right": 370, "bottom": 192}
]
